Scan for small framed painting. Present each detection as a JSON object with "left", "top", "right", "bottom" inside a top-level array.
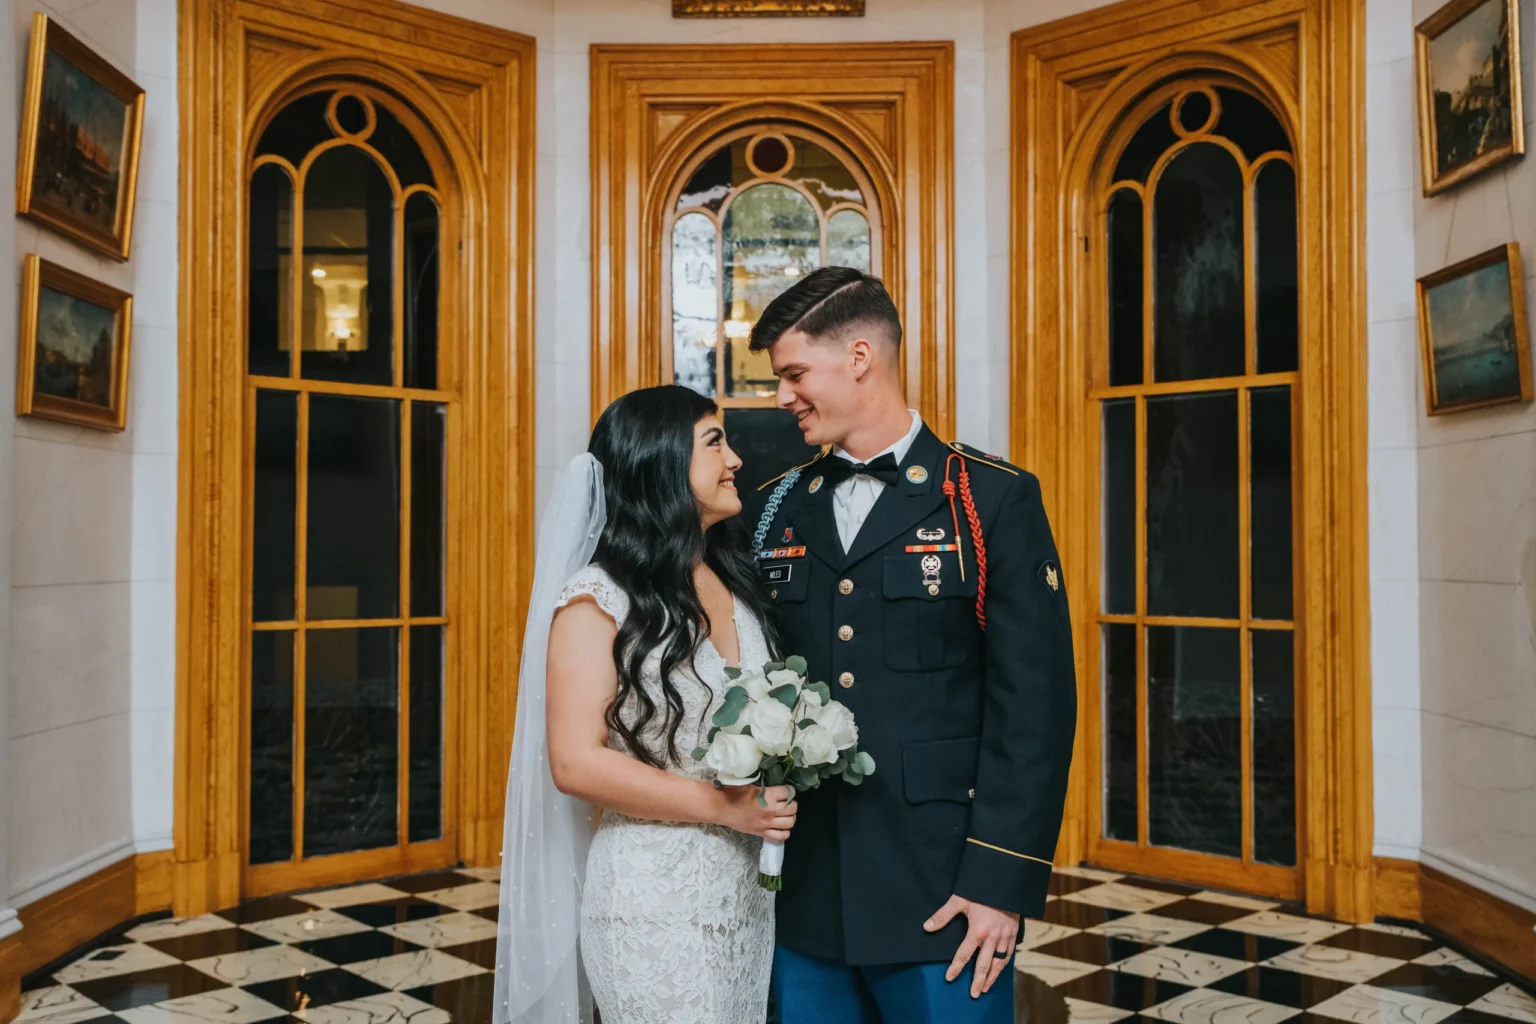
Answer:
[
  {"left": 18, "top": 255, "right": 133, "bottom": 431},
  {"left": 16, "top": 13, "right": 146, "bottom": 261},
  {"left": 1415, "top": 0, "right": 1523, "bottom": 196},
  {"left": 1417, "top": 243, "right": 1533, "bottom": 415}
]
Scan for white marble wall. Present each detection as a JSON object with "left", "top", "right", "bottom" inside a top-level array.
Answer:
[
  {"left": 5, "top": 0, "right": 180, "bottom": 909},
  {"left": 1412, "top": 0, "right": 1536, "bottom": 913},
  {"left": 0, "top": 0, "right": 18, "bottom": 945},
  {"left": 1366, "top": 0, "right": 1425, "bottom": 864}
]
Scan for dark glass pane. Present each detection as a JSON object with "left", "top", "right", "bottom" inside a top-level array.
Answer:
[
  {"left": 1113, "top": 102, "right": 1177, "bottom": 184},
  {"left": 403, "top": 193, "right": 440, "bottom": 389},
  {"left": 304, "top": 627, "right": 399, "bottom": 856},
  {"left": 301, "top": 147, "right": 395, "bottom": 385},
  {"left": 1153, "top": 144, "right": 1245, "bottom": 382},
  {"left": 249, "top": 165, "right": 293, "bottom": 377},
  {"left": 1251, "top": 387, "right": 1293, "bottom": 620},
  {"left": 1177, "top": 91, "right": 1213, "bottom": 133},
  {"left": 1255, "top": 162, "right": 1299, "bottom": 374},
  {"left": 1215, "top": 88, "right": 1292, "bottom": 160},
  {"left": 1108, "top": 190, "right": 1144, "bottom": 386},
  {"left": 1103, "top": 623, "right": 1138, "bottom": 842},
  {"left": 722, "top": 407, "right": 818, "bottom": 498},
  {"left": 308, "top": 395, "right": 401, "bottom": 619},
  {"left": 751, "top": 135, "right": 790, "bottom": 174},
  {"left": 1252, "top": 629, "right": 1297, "bottom": 866},
  {"left": 369, "top": 103, "right": 435, "bottom": 189},
  {"left": 1102, "top": 399, "right": 1135, "bottom": 615},
  {"left": 335, "top": 95, "right": 370, "bottom": 135},
  {"left": 253, "top": 391, "right": 298, "bottom": 621},
  {"left": 678, "top": 137, "right": 749, "bottom": 213},
  {"left": 1148, "top": 626, "right": 1241, "bottom": 857},
  {"left": 789, "top": 137, "right": 864, "bottom": 210},
  {"left": 409, "top": 624, "right": 444, "bottom": 843},
  {"left": 249, "top": 630, "right": 295, "bottom": 865},
  {"left": 255, "top": 92, "right": 334, "bottom": 167},
  {"left": 1146, "top": 392, "right": 1239, "bottom": 617},
  {"left": 411, "top": 402, "right": 447, "bottom": 618}
]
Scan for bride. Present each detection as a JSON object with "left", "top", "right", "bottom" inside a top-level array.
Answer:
[{"left": 494, "top": 385, "right": 797, "bottom": 1024}]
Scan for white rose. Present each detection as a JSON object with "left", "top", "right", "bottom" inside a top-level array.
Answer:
[
  {"left": 805, "top": 699, "right": 858, "bottom": 750},
  {"left": 797, "top": 723, "right": 840, "bottom": 766},
  {"left": 704, "top": 733, "right": 763, "bottom": 785},
  {"left": 745, "top": 697, "right": 795, "bottom": 755},
  {"left": 799, "top": 685, "right": 825, "bottom": 708},
  {"left": 767, "top": 669, "right": 802, "bottom": 688},
  {"left": 737, "top": 668, "right": 772, "bottom": 702}
]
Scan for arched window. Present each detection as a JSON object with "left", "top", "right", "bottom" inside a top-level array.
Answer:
[
  {"left": 245, "top": 87, "right": 453, "bottom": 888},
  {"left": 665, "top": 126, "right": 881, "bottom": 491},
  {"left": 1094, "top": 82, "right": 1300, "bottom": 877}
]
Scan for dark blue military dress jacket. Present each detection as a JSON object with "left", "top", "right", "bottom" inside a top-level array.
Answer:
[{"left": 748, "top": 424, "right": 1077, "bottom": 967}]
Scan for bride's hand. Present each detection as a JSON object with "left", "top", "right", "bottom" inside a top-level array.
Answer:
[{"left": 717, "top": 785, "right": 797, "bottom": 841}]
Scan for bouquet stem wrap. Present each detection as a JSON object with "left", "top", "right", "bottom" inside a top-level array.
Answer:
[{"left": 759, "top": 838, "right": 786, "bottom": 891}]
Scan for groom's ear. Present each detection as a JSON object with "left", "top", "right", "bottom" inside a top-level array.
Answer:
[{"left": 847, "top": 336, "right": 876, "bottom": 379}]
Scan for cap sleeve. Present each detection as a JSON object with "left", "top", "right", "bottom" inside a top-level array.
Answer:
[{"left": 555, "top": 564, "right": 629, "bottom": 626}]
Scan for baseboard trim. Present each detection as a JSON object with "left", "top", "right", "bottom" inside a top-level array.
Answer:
[
  {"left": 1374, "top": 855, "right": 1536, "bottom": 981},
  {"left": 0, "top": 927, "right": 20, "bottom": 1024},
  {"left": 13, "top": 856, "right": 137, "bottom": 980},
  {"left": 135, "top": 851, "right": 174, "bottom": 917}
]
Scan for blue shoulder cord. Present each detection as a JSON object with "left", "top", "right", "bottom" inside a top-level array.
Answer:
[{"left": 753, "top": 469, "right": 802, "bottom": 552}]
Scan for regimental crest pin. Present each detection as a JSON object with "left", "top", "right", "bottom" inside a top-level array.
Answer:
[
  {"left": 1040, "top": 560, "right": 1061, "bottom": 592},
  {"left": 906, "top": 465, "right": 928, "bottom": 484},
  {"left": 916, "top": 527, "right": 945, "bottom": 541},
  {"left": 781, "top": 526, "right": 795, "bottom": 544},
  {"left": 808, "top": 475, "right": 824, "bottom": 494}
]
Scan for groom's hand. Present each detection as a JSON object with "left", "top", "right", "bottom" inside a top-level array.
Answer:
[{"left": 924, "top": 895, "right": 1020, "bottom": 998}]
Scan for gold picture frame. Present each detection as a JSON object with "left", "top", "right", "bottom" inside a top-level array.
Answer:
[
  {"left": 1417, "top": 243, "right": 1533, "bottom": 415},
  {"left": 1415, "top": 0, "right": 1524, "bottom": 196},
  {"left": 16, "top": 13, "right": 146, "bottom": 261},
  {"left": 18, "top": 255, "right": 134, "bottom": 431},
  {"left": 673, "top": 0, "right": 863, "bottom": 16}
]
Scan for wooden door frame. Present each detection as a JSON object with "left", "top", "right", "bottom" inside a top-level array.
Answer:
[
  {"left": 589, "top": 42, "right": 954, "bottom": 433},
  {"left": 1012, "top": 0, "right": 1374, "bottom": 920},
  {"left": 175, "top": 0, "right": 536, "bottom": 916}
]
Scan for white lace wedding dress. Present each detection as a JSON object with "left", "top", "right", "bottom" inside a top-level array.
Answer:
[{"left": 555, "top": 564, "right": 774, "bottom": 1024}]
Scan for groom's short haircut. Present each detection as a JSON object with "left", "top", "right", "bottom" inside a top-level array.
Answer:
[{"left": 748, "top": 266, "right": 902, "bottom": 352}]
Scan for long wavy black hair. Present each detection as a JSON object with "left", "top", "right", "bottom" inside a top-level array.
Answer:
[{"left": 588, "top": 385, "right": 781, "bottom": 768}]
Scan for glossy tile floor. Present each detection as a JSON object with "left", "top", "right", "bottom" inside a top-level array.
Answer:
[{"left": 14, "top": 865, "right": 1536, "bottom": 1024}]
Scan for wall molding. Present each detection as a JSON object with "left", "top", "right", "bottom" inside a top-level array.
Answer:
[
  {"left": 12, "top": 856, "right": 136, "bottom": 979},
  {"left": 1420, "top": 847, "right": 1536, "bottom": 917},
  {"left": 8, "top": 839, "right": 137, "bottom": 910},
  {"left": 588, "top": 42, "right": 955, "bottom": 434},
  {"left": 1011, "top": 0, "right": 1372, "bottom": 918},
  {"left": 1375, "top": 856, "right": 1536, "bottom": 981}
]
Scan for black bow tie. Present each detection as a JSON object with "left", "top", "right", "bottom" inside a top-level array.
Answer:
[{"left": 819, "top": 452, "right": 901, "bottom": 488}]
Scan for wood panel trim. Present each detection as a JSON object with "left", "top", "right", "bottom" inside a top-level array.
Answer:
[
  {"left": 1011, "top": 0, "right": 1372, "bottom": 919},
  {"left": 135, "top": 850, "right": 174, "bottom": 916},
  {"left": 12, "top": 857, "right": 136, "bottom": 978},
  {"left": 0, "top": 931, "right": 19, "bottom": 1024},
  {"left": 1373, "top": 856, "right": 1422, "bottom": 921},
  {"left": 177, "top": 0, "right": 536, "bottom": 914},
  {"left": 1421, "top": 861, "right": 1536, "bottom": 980},
  {"left": 589, "top": 42, "right": 954, "bottom": 434}
]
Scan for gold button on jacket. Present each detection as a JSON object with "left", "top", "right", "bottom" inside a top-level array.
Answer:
[
  {"left": 838, "top": 671, "right": 855, "bottom": 688},
  {"left": 838, "top": 578, "right": 854, "bottom": 595},
  {"left": 837, "top": 624, "right": 854, "bottom": 641}
]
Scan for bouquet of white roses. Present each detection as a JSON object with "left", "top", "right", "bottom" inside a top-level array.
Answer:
[{"left": 692, "top": 654, "right": 876, "bottom": 890}]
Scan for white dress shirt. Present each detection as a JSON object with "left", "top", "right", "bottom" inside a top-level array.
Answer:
[{"left": 831, "top": 410, "right": 923, "bottom": 551}]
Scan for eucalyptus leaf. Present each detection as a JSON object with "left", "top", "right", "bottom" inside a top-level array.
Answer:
[
  {"left": 707, "top": 726, "right": 720, "bottom": 743},
  {"left": 853, "top": 751, "right": 877, "bottom": 775},
  {"left": 711, "top": 687, "right": 749, "bottom": 727},
  {"left": 725, "top": 666, "right": 742, "bottom": 680},
  {"left": 784, "top": 655, "right": 808, "bottom": 675},
  {"left": 790, "top": 746, "right": 805, "bottom": 767},
  {"left": 843, "top": 772, "right": 864, "bottom": 786},
  {"left": 809, "top": 682, "right": 832, "bottom": 705},
  {"left": 769, "top": 684, "right": 800, "bottom": 710},
  {"left": 691, "top": 747, "right": 708, "bottom": 761},
  {"left": 764, "top": 661, "right": 785, "bottom": 674},
  {"left": 798, "top": 719, "right": 817, "bottom": 729},
  {"left": 741, "top": 726, "right": 753, "bottom": 738}
]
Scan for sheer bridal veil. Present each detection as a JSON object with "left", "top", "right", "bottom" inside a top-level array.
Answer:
[{"left": 494, "top": 454, "right": 606, "bottom": 1024}]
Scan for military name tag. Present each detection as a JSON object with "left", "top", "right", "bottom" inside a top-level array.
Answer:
[{"left": 761, "top": 563, "right": 793, "bottom": 585}]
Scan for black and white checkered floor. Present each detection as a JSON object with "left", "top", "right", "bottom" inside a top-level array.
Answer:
[{"left": 15, "top": 865, "right": 1536, "bottom": 1024}]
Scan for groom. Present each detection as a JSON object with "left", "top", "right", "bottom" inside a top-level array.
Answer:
[{"left": 747, "top": 268, "right": 1077, "bottom": 1023}]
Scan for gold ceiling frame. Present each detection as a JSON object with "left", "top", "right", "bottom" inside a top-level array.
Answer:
[
  {"left": 1012, "top": 0, "right": 1374, "bottom": 920},
  {"left": 176, "top": 0, "right": 536, "bottom": 916},
  {"left": 591, "top": 43, "right": 954, "bottom": 435}
]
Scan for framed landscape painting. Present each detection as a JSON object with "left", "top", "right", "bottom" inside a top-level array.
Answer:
[
  {"left": 1415, "top": 0, "right": 1523, "bottom": 196},
  {"left": 18, "top": 255, "right": 133, "bottom": 431},
  {"left": 1417, "top": 244, "right": 1533, "bottom": 415},
  {"left": 16, "top": 13, "right": 145, "bottom": 261}
]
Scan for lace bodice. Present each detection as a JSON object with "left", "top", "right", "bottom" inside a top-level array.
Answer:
[
  {"left": 556, "top": 563, "right": 769, "bottom": 779},
  {"left": 556, "top": 563, "right": 775, "bottom": 1023}
]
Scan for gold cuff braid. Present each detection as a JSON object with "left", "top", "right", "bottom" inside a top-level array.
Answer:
[{"left": 966, "top": 837, "right": 1054, "bottom": 867}]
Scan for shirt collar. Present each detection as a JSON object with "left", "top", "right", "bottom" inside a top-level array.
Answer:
[{"left": 833, "top": 409, "right": 922, "bottom": 467}]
